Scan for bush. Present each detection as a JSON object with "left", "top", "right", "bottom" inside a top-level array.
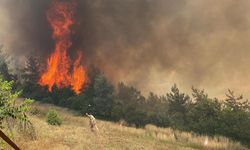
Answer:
[
  {"left": 0, "top": 76, "right": 33, "bottom": 129},
  {"left": 30, "top": 107, "right": 41, "bottom": 116},
  {"left": 41, "top": 97, "right": 54, "bottom": 103},
  {"left": 46, "top": 109, "right": 62, "bottom": 126}
]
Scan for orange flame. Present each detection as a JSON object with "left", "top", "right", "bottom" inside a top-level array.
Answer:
[{"left": 39, "top": 0, "right": 86, "bottom": 94}]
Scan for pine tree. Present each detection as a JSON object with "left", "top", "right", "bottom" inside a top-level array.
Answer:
[
  {"left": 0, "top": 46, "right": 12, "bottom": 81},
  {"left": 92, "top": 73, "right": 114, "bottom": 119},
  {"left": 22, "top": 55, "right": 41, "bottom": 83},
  {"left": 167, "top": 84, "right": 190, "bottom": 129}
]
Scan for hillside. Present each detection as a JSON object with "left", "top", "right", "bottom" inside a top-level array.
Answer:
[{"left": 5, "top": 101, "right": 247, "bottom": 150}]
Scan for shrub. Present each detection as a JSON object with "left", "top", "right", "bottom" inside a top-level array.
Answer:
[
  {"left": 46, "top": 109, "right": 62, "bottom": 126},
  {"left": 41, "top": 97, "right": 54, "bottom": 103},
  {"left": 0, "top": 76, "right": 33, "bottom": 128},
  {"left": 30, "top": 107, "right": 41, "bottom": 116}
]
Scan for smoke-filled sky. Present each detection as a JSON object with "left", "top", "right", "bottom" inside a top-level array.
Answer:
[{"left": 1, "top": 0, "right": 250, "bottom": 98}]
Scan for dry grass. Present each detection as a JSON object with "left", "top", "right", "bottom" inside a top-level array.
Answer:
[
  {"left": 2, "top": 101, "right": 248, "bottom": 150},
  {"left": 143, "top": 125, "right": 246, "bottom": 150}
]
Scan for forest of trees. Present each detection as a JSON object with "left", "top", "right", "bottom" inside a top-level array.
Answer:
[{"left": 0, "top": 48, "right": 249, "bottom": 147}]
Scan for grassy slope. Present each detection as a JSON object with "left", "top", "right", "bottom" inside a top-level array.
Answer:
[{"left": 8, "top": 101, "right": 247, "bottom": 150}]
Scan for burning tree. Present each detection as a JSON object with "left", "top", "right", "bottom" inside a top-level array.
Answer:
[{"left": 39, "top": 0, "right": 87, "bottom": 94}]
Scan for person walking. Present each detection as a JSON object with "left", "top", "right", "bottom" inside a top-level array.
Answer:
[{"left": 86, "top": 113, "right": 98, "bottom": 132}]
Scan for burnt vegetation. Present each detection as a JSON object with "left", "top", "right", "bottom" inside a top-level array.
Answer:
[{"left": 0, "top": 49, "right": 249, "bottom": 147}]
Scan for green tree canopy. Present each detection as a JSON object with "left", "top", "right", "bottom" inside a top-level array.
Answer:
[
  {"left": 22, "top": 55, "right": 41, "bottom": 83},
  {"left": 0, "top": 76, "right": 33, "bottom": 129},
  {"left": 167, "top": 84, "right": 191, "bottom": 130},
  {"left": 0, "top": 46, "right": 12, "bottom": 81},
  {"left": 92, "top": 73, "right": 115, "bottom": 119}
]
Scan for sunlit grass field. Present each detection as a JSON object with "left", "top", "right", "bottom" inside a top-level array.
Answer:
[{"left": 4, "top": 101, "right": 247, "bottom": 150}]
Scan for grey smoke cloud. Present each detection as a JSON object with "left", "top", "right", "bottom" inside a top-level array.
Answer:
[{"left": 1, "top": 0, "right": 250, "bottom": 97}]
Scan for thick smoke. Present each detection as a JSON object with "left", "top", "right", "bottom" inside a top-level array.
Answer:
[{"left": 1, "top": 0, "right": 250, "bottom": 97}]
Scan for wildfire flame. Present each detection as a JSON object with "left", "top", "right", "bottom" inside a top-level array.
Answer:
[{"left": 39, "top": 0, "right": 86, "bottom": 94}]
